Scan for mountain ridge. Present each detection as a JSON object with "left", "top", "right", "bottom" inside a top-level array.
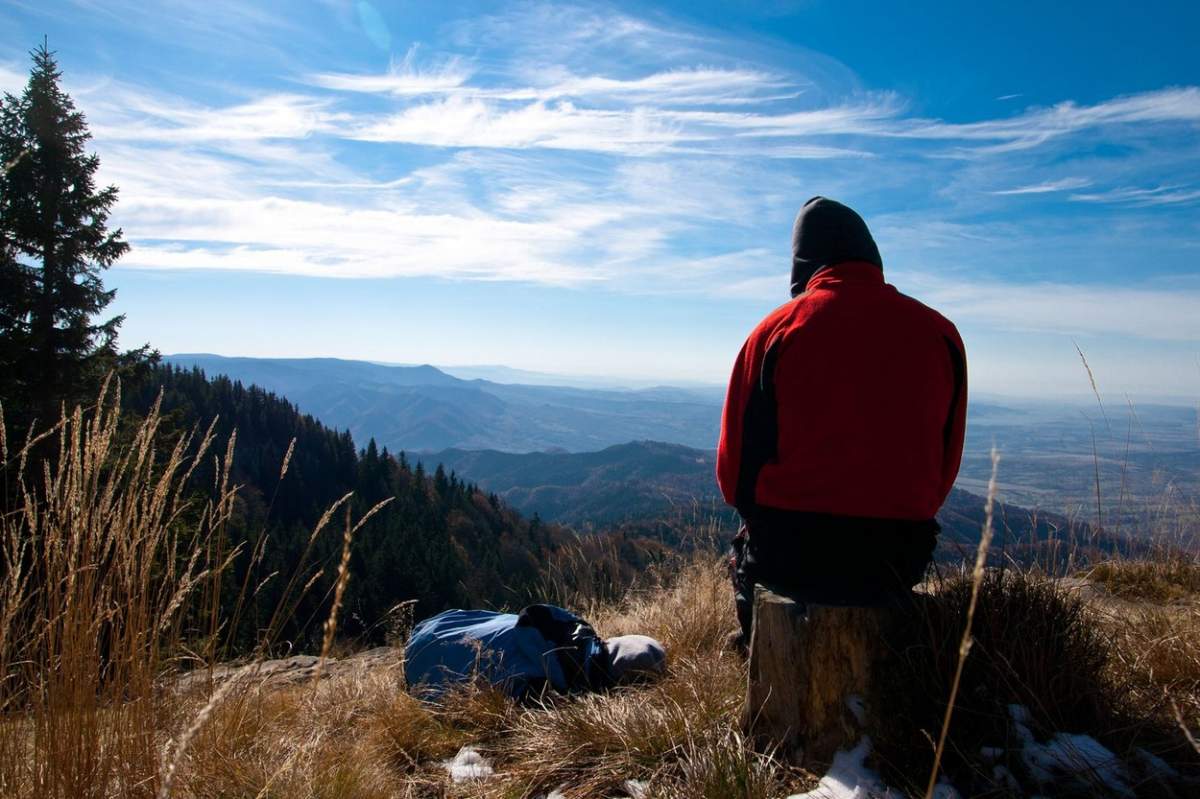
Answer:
[
  {"left": 428, "top": 440, "right": 1094, "bottom": 557},
  {"left": 164, "top": 353, "right": 724, "bottom": 452},
  {"left": 164, "top": 354, "right": 1200, "bottom": 527}
]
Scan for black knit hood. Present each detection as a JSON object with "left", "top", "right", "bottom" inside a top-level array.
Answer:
[{"left": 790, "top": 197, "right": 882, "bottom": 296}]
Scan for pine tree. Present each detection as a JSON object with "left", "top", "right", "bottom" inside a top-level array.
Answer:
[{"left": 0, "top": 42, "right": 150, "bottom": 429}]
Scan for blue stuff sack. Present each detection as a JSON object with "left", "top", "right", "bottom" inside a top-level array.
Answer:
[{"left": 403, "top": 604, "right": 608, "bottom": 700}]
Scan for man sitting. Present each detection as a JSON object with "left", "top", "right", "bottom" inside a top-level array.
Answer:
[
  {"left": 404, "top": 603, "right": 666, "bottom": 700},
  {"left": 718, "top": 196, "right": 968, "bottom": 649}
]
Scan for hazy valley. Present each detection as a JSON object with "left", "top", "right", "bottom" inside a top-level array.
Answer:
[{"left": 167, "top": 353, "right": 1200, "bottom": 536}]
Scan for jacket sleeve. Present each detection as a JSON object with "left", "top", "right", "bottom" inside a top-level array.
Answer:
[
  {"left": 716, "top": 339, "right": 752, "bottom": 506},
  {"left": 938, "top": 326, "right": 968, "bottom": 505}
]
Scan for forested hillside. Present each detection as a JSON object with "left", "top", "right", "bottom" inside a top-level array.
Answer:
[
  {"left": 122, "top": 364, "right": 567, "bottom": 650},
  {"left": 432, "top": 441, "right": 1099, "bottom": 554}
]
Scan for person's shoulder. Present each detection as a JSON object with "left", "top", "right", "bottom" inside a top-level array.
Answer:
[
  {"left": 746, "top": 297, "right": 804, "bottom": 343},
  {"left": 888, "top": 286, "right": 961, "bottom": 338}
]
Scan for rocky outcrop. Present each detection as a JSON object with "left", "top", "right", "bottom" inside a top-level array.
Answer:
[{"left": 174, "top": 646, "right": 402, "bottom": 693}]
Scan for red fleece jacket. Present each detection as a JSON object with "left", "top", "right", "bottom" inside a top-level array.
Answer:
[{"left": 717, "top": 261, "right": 967, "bottom": 521}]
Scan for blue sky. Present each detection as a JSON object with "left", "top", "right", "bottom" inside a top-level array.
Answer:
[{"left": 3, "top": 1, "right": 1198, "bottom": 399}]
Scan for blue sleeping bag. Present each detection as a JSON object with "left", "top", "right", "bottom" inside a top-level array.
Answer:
[{"left": 403, "top": 604, "right": 608, "bottom": 699}]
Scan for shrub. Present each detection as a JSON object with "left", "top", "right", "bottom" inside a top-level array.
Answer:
[{"left": 875, "top": 564, "right": 1195, "bottom": 796}]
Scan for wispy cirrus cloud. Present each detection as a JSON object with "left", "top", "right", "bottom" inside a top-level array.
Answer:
[
  {"left": 1069, "top": 184, "right": 1200, "bottom": 206},
  {"left": 311, "top": 62, "right": 798, "bottom": 106},
  {"left": 346, "top": 97, "right": 689, "bottom": 154},
  {"left": 75, "top": 38, "right": 1200, "bottom": 163},
  {"left": 882, "top": 87, "right": 1200, "bottom": 155},
  {"left": 116, "top": 190, "right": 626, "bottom": 284},
  {"left": 308, "top": 51, "right": 473, "bottom": 96},
  {"left": 301, "top": 68, "right": 1200, "bottom": 159},
  {"left": 991, "top": 177, "right": 1092, "bottom": 195},
  {"left": 91, "top": 93, "right": 343, "bottom": 144},
  {"left": 502, "top": 68, "right": 799, "bottom": 105}
]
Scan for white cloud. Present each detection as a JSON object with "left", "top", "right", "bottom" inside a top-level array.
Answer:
[
  {"left": 334, "top": 89, "right": 902, "bottom": 155},
  {"left": 106, "top": 149, "right": 653, "bottom": 287},
  {"left": 310, "top": 63, "right": 795, "bottom": 106},
  {"left": 66, "top": 45, "right": 1200, "bottom": 165},
  {"left": 347, "top": 97, "right": 694, "bottom": 153},
  {"left": 499, "top": 68, "right": 797, "bottom": 105},
  {"left": 0, "top": 61, "right": 25, "bottom": 93},
  {"left": 308, "top": 50, "right": 472, "bottom": 96},
  {"left": 25, "top": 0, "right": 1194, "bottom": 354},
  {"left": 1069, "top": 184, "right": 1200, "bottom": 206},
  {"left": 116, "top": 190, "right": 625, "bottom": 280},
  {"left": 894, "top": 87, "right": 1200, "bottom": 152},
  {"left": 894, "top": 272, "right": 1200, "bottom": 342},
  {"left": 298, "top": 63, "right": 1200, "bottom": 161},
  {"left": 991, "top": 177, "right": 1092, "bottom": 195},
  {"left": 88, "top": 91, "right": 342, "bottom": 144}
]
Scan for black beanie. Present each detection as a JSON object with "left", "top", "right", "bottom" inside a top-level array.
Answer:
[{"left": 790, "top": 196, "right": 882, "bottom": 297}]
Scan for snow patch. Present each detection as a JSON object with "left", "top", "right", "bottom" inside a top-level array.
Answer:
[
  {"left": 442, "top": 745, "right": 493, "bottom": 782},
  {"left": 1009, "top": 704, "right": 1132, "bottom": 796},
  {"left": 785, "top": 737, "right": 897, "bottom": 799},
  {"left": 622, "top": 778, "right": 648, "bottom": 798}
]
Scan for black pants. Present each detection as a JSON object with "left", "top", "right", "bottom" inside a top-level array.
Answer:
[{"left": 729, "top": 508, "right": 939, "bottom": 643}]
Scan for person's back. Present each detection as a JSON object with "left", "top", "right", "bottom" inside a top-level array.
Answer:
[{"left": 718, "top": 197, "right": 967, "bottom": 646}]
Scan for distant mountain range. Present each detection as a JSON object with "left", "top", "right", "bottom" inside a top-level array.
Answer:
[
  {"left": 165, "top": 354, "right": 723, "bottom": 452},
  {"left": 165, "top": 354, "right": 1198, "bottom": 528},
  {"left": 431, "top": 440, "right": 1092, "bottom": 557}
]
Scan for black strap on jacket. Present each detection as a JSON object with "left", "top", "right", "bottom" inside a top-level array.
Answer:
[
  {"left": 942, "top": 335, "right": 965, "bottom": 451},
  {"left": 735, "top": 335, "right": 783, "bottom": 511}
]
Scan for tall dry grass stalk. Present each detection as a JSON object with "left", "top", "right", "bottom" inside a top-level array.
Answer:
[
  {"left": 924, "top": 447, "right": 1000, "bottom": 799},
  {"left": 1175, "top": 701, "right": 1200, "bottom": 755},
  {"left": 0, "top": 381, "right": 386, "bottom": 799},
  {"left": 0, "top": 378, "right": 234, "bottom": 798},
  {"left": 156, "top": 664, "right": 253, "bottom": 799},
  {"left": 312, "top": 497, "right": 393, "bottom": 685}
]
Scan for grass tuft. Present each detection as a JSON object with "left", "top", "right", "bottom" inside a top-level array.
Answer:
[{"left": 1086, "top": 555, "right": 1200, "bottom": 604}]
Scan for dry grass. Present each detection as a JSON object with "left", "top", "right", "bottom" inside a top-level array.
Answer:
[
  {"left": 1086, "top": 555, "right": 1200, "bottom": 604},
  {"left": 169, "top": 666, "right": 412, "bottom": 799},
  {"left": 2, "top": 385, "right": 1199, "bottom": 798},
  {"left": 0, "top": 386, "right": 385, "bottom": 799},
  {"left": 1102, "top": 601, "right": 1200, "bottom": 739},
  {"left": 152, "top": 548, "right": 1199, "bottom": 799},
  {"left": 0, "top": 379, "right": 232, "bottom": 799},
  {"left": 139, "top": 556, "right": 806, "bottom": 799}
]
